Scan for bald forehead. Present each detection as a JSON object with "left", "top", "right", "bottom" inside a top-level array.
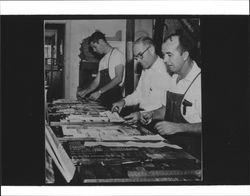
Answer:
[
  {"left": 134, "top": 42, "right": 147, "bottom": 48},
  {"left": 166, "top": 35, "right": 179, "bottom": 47},
  {"left": 162, "top": 35, "right": 180, "bottom": 52},
  {"left": 133, "top": 42, "right": 146, "bottom": 51}
]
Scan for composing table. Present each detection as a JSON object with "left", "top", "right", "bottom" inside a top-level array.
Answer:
[{"left": 45, "top": 99, "right": 202, "bottom": 184}]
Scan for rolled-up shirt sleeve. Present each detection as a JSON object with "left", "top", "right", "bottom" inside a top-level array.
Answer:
[{"left": 124, "top": 73, "right": 143, "bottom": 106}]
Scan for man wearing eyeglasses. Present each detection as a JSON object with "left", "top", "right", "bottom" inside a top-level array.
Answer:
[{"left": 111, "top": 36, "right": 171, "bottom": 124}]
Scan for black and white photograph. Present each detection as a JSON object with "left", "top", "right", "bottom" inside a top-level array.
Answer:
[
  {"left": 44, "top": 18, "right": 202, "bottom": 184},
  {"left": 1, "top": 1, "right": 250, "bottom": 196}
]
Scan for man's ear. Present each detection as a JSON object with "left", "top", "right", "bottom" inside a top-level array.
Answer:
[{"left": 182, "top": 51, "right": 189, "bottom": 61}]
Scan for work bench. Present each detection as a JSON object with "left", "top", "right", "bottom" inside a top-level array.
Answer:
[{"left": 45, "top": 99, "right": 201, "bottom": 185}]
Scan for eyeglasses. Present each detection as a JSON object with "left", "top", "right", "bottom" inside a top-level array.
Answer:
[{"left": 134, "top": 46, "right": 151, "bottom": 60}]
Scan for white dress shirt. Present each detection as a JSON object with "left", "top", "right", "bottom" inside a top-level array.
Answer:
[{"left": 124, "top": 57, "right": 171, "bottom": 111}]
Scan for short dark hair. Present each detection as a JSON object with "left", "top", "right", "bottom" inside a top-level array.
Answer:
[
  {"left": 134, "top": 36, "right": 155, "bottom": 48},
  {"left": 89, "top": 30, "right": 107, "bottom": 44},
  {"left": 164, "top": 30, "right": 195, "bottom": 56}
]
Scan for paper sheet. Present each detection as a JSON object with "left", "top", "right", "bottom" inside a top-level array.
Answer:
[
  {"left": 99, "top": 111, "right": 124, "bottom": 122},
  {"left": 61, "top": 125, "right": 164, "bottom": 141},
  {"left": 84, "top": 141, "right": 182, "bottom": 149}
]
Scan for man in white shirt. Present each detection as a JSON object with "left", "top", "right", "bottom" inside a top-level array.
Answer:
[
  {"left": 77, "top": 31, "right": 125, "bottom": 108},
  {"left": 140, "top": 32, "right": 201, "bottom": 158},
  {"left": 111, "top": 36, "right": 171, "bottom": 124}
]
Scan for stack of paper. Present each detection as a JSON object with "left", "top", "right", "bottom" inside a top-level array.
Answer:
[
  {"left": 52, "top": 99, "right": 82, "bottom": 104},
  {"left": 65, "top": 114, "right": 109, "bottom": 123},
  {"left": 61, "top": 125, "right": 165, "bottom": 142},
  {"left": 45, "top": 123, "right": 76, "bottom": 183},
  {"left": 84, "top": 141, "right": 182, "bottom": 149}
]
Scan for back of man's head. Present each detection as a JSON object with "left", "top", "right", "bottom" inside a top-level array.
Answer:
[
  {"left": 134, "top": 36, "right": 155, "bottom": 49},
  {"left": 89, "top": 31, "right": 107, "bottom": 44}
]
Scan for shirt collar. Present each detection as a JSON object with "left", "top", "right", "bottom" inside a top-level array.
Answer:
[
  {"left": 149, "top": 56, "right": 161, "bottom": 71},
  {"left": 181, "top": 61, "right": 201, "bottom": 82}
]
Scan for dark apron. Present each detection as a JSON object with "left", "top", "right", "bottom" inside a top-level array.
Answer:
[
  {"left": 164, "top": 72, "right": 201, "bottom": 159},
  {"left": 98, "top": 48, "right": 122, "bottom": 109}
]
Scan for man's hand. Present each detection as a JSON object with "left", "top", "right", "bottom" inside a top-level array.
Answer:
[
  {"left": 140, "top": 111, "right": 153, "bottom": 125},
  {"left": 154, "top": 121, "right": 184, "bottom": 135},
  {"left": 111, "top": 99, "right": 125, "bottom": 113},
  {"left": 124, "top": 112, "right": 140, "bottom": 124},
  {"left": 77, "top": 89, "right": 89, "bottom": 99},
  {"left": 89, "top": 91, "right": 101, "bottom": 101}
]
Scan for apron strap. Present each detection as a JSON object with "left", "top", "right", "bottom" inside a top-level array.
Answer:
[
  {"left": 107, "top": 48, "right": 114, "bottom": 70},
  {"left": 183, "top": 71, "right": 201, "bottom": 97}
]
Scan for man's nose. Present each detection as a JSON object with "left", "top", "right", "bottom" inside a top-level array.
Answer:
[{"left": 163, "top": 55, "right": 170, "bottom": 64}]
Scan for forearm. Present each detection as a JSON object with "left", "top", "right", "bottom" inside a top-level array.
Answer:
[
  {"left": 152, "top": 106, "right": 166, "bottom": 120},
  {"left": 179, "top": 122, "right": 202, "bottom": 134},
  {"left": 86, "top": 79, "right": 99, "bottom": 93},
  {"left": 124, "top": 92, "right": 140, "bottom": 106},
  {"left": 98, "top": 76, "right": 122, "bottom": 94}
]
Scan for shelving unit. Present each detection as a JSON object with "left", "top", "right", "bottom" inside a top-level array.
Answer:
[{"left": 44, "top": 24, "right": 65, "bottom": 102}]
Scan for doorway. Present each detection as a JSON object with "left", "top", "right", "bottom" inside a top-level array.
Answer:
[{"left": 44, "top": 23, "right": 65, "bottom": 102}]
